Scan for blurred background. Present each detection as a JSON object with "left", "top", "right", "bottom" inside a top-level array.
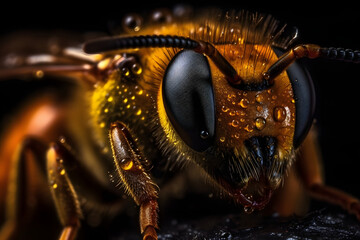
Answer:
[{"left": 0, "top": 0, "right": 359, "bottom": 214}]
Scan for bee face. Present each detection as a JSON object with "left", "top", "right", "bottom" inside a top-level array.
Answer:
[
  {"left": 161, "top": 43, "right": 297, "bottom": 208},
  {"left": 213, "top": 45, "right": 299, "bottom": 208},
  {"left": 85, "top": 9, "right": 316, "bottom": 210}
]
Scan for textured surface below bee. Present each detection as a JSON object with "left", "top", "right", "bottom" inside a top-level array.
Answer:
[
  {"left": 0, "top": 5, "right": 360, "bottom": 240},
  {"left": 116, "top": 206, "right": 360, "bottom": 239}
]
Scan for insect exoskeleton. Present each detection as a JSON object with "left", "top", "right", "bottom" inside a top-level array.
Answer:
[
  {"left": 87, "top": 9, "right": 300, "bottom": 211},
  {"left": 2, "top": 6, "right": 360, "bottom": 240}
]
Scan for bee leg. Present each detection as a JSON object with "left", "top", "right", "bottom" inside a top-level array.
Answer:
[
  {"left": 267, "top": 166, "right": 309, "bottom": 216},
  {"left": 296, "top": 125, "right": 360, "bottom": 219},
  {"left": 0, "top": 137, "right": 48, "bottom": 240},
  {"left": 46, "top": 143, "right": 82, "bottom": 240},
  {"left": 109, "top": 122, "right": 159, "bottom": 240}
]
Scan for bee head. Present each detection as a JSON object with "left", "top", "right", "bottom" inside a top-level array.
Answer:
[
  {"left": 84, "top": 33, "right": 315, "bottom": 210},
  {"left": 160, "top": 43, "right": 316, "bottom": 209}
]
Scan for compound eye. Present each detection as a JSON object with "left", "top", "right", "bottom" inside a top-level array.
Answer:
[
  {"left": 289, "top": 61, "right": 316, "bottom": 147},
  {"left": 274, "top": 49, "right": 316, "bottom": 148},
  {"left": 162, "top": 50, "right": 215, "bottom": 151}
]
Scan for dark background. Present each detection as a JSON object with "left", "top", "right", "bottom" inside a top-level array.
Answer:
[{"left": 1, "top": 0, "right": 359, "bottom": 215}]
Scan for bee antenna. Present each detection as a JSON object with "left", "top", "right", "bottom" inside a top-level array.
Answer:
[
  {"left": 83, "top": 35, "right": 242, "bottom": 85},
  {"left": 83, "top": 35, "right": 199, "bottom": 53},
  {"left": 263, "top": 44, "right": 360, "bottom": 83}
]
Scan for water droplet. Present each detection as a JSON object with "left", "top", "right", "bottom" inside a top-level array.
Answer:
[
  {"left": 229, "top": 110, "right": 236, "bottom": 116},
  {"left": 244, "top": 206, "right": 254, "bottom": 214},
  {"left": 239, "top": 98, "right": 249, "bottom": 108},
  {"left": 273, "top": 106, "right": 286, "bottom": 122},
  {"left": 256, "top": 106, "right": 263, "bottom": 112},
  {"left": 107, "top": 96, "right": 114, "bottom": 102},
  {"left": 60, "top": 169, "right": 65, "bottom": 175},
  {"left": 59, "top": 137, "right": 66, "bottom": 144},
  {"left": 104, "top": 108, "right": 109, "bottom": 113},
  {"left": 136, "top": 89, "right": 143, "bottom": 95},
  {"left": 200, "top": 130, "right": 209, "bottom": 139},
  {"left": 220, "top": 136, "right": 226, "bottom": 142},
  {"left": 122, "top": 14, "right": 142, "bottom": 33},
  {"left": 35, "top": 70, "right": 44, "bottom": 78},
  {"left": 244, "top": 124, "right": 253, "bottom": 132},
  {"left": 52, "top": 183, "right": 58, "bottom": 189},
  {"left": 131, "top": 63, "right": 142, "bottom": 75},
  {"left": 262, "top": 72, "right": 270, "bottom": 80},
  {"left": 231, "top": 120, "right": 239, "bottom": 127},
  {"left": 99, "top": 122, "right": 106, "bottom": 128},
  {"left": 120, "top": 158, "right": 133, "bottom": 171},
  {"left": 136, "top": 109, "right": 142, "bottom": 116},
  {"left": 255, "top": 94, "right": 264, "bottom": 103},
  {"left": 255, "top": 117, "right": 266, "bottom": 130},
  {"left": 221, "top": 106, "right": 229, "bottom": 112},
  {"left": 227, "top": 93, "right": 235, "bottom": 99},
  {"left": 121, "top": 67, "right": 130, "bottom": 77}
]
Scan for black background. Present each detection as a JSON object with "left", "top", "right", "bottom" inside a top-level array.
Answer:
[{"left": 1, "top": 0, "right": 360, "bottom": 206}]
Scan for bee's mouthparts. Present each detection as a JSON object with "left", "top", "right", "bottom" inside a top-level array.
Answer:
[{"left": 218, "top": 177, "right": 273, "bottom": 211}]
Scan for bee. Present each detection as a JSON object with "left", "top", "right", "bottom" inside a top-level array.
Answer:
[{"left": 0, "top": 6, "right": 360, "bottom": 240}]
